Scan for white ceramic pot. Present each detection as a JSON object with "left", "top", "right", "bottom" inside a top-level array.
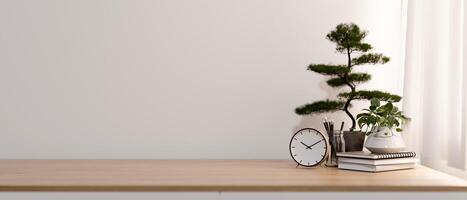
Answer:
[{"left": 364, "top": 127, "right": 405, "bottom": 153}]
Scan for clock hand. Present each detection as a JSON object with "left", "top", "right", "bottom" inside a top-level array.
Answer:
[
  {"left": 300, "top": 141, "right": 312, "bottom": 149},
  {"left": 308, "top": 139, "right": 324, "bottom": 148}
]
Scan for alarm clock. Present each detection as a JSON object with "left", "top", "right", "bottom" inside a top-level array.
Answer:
[{"left": 289, "top": 128, "right": 329, "bottom": 167}]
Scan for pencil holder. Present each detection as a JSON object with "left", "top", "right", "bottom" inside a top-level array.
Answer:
[{"left": 326, "top": 130, "right": 345, "bottom": 167}]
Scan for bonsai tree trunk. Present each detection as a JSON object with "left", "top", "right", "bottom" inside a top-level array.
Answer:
[
  {"left": 343, "top": 48, "right": 357, "bottom": 130},
  {"left": 343, "top": 97, "right": 356, "bottom": 130}
]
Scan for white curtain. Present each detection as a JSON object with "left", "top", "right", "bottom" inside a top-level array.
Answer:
[{"left": 403, "top": 0, "right": 467, "bottom": 178}]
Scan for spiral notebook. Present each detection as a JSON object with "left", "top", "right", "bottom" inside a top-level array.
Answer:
[{"left": 336, "top": 151, "right": 416, "bottom": 160}]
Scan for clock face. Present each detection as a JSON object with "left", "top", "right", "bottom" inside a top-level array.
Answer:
[{"left": 289, "top": 128, "right": 328, "bottom": 167}]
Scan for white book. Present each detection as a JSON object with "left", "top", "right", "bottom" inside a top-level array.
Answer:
[
  {"left": 338, "top": 157, "right": 419, "bottom": 165},
  {"left": 338, "top": 162, "right": 417, "bottom": 172}
]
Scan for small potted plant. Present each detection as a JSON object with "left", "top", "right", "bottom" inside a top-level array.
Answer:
[{"left": 356, "top": 98, "right": 410, "bottom": 153}]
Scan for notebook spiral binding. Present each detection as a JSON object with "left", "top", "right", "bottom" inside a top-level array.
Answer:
[{"left": 374, "top": 152, "right": 416, "bottom": 159}]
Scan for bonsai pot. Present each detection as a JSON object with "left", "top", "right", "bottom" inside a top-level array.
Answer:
[
  {"left": 343, "top": 131, "right": 365, "bottom": 152},
  {"left": 364, "top": 127, "right": 405, "bottom": 153}
]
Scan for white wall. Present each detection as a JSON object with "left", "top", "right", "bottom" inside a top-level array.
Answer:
[{"left": 0, "top": 0, "right": 404, "bottom": 159}]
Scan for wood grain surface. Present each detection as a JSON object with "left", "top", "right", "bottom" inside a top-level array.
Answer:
[{"left": 0, "top": 160, "right": 466, "bottom": 192}]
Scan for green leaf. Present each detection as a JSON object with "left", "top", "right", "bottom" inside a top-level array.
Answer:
[
  {"left": 307, "top": 64, "right": 350, "bottom": 75},
  {"left": 396, "top": 128, "right": 403, "bottom": 132},
  {"left": 295, "top": 100, "right": 345, "bottom": 115},
  {"left": 383, "top": 102, "right": 393, "bottom": 112},
  {"left": 376, "top": 106, "right": 391, "bottom": 117},
  {"left": 401, "top": 115, "right": 410, "bottom": 120},
  {"left": 356, "top": 113, "right": 370, "bottom": 119},
  {"left": 366, "top": 116, "right": 379, "bottom": 126},
  {"left": 326, "top": 73, "right": 371, "bottom": 87},
  {"left": 370, "top": 98, "right": 380, "bottom": 107},
  {"left": 351, "top": 53, "right": 390, "bottom": 66},
  {"left": 394, "top": 119, "right": 400, "bottom": 127},
  {"left": 325, "top": 23, "right": 372, "bottom": 53},
  {"left": 357, "top": 117, "right": 366, "bottom": 129},
  {"left": 354, "top": 43, "right": 372, "bottom": 52},
  {"left": 338, "top": 90, "right": 402, "bottom": 102}
]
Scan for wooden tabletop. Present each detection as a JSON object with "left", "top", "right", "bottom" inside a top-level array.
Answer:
[{"left": 0, "top": 160, "right": 466, "bottom": 192}]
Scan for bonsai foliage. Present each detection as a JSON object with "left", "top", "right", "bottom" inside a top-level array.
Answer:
[
  {"left": 356, "top": 98, "right": 409, "bottom": 135},
  {"left": 295, "top": 23, "right": 401, "bottom": 130}
]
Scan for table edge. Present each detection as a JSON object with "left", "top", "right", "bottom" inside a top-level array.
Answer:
[{"left": 1, "top": 185, "right": 467, "bottom": 192}]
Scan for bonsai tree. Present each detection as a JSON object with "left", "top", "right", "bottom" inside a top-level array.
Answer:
[
  {"left": 295, "top": 23, "right": 401, "bottom": 131},
  {"left": 356, "top": 98, "right": 409, "bottom": 135}
]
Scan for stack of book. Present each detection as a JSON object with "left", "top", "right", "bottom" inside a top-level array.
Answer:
[{"left": 336, "top": 151, "right": 418, "bottom": 172}]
